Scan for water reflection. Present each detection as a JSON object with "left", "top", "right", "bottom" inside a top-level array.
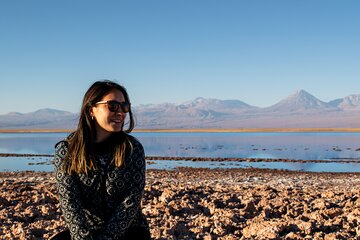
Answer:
[
  {"left": 0, "top": 133, "right": 68, "bottom": 154},
  {"left": 135, "top": 132, "right": 360, "bottom": 160}
]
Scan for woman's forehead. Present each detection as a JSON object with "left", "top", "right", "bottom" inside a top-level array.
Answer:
[{"left": 101, "top": 89, "right": 125, "bottom": 101}]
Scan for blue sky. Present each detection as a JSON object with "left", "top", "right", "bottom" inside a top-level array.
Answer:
[{"left": 0, "top": 0, "right": 359, "bottom": 114}]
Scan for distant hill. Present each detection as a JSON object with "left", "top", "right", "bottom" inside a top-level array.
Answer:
[
  {"left": 329, "top": 94, "right": 360, "bottom": 111},
  {"left": 1, "top": 90, "right": 360, "bottom": 129},
  {"left": 0, "top": 108, "right": 78, "bottom": 129}
]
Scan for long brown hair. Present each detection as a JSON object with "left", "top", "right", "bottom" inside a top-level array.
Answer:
[{"left": 63, "top": 80, "right": 135, "bottom": 174}]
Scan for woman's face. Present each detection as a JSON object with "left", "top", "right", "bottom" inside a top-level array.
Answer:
[{"left": 90, "top": 89, "right": 127, "bottom": 142}]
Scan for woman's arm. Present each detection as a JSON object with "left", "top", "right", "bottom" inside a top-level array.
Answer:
[{"left": 54, "top": 141, "right": 95, "bottom": 240}]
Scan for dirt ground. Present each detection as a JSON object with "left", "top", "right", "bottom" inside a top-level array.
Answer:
[{"left": 1, "top": 168, "right": 359, "bottom": 239}]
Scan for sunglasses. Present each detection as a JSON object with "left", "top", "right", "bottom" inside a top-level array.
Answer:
[{"left": 95, "top": 100, "right": 130, "bottom": 113}]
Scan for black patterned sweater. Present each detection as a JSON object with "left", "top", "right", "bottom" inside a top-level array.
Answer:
[{"left": 54, "top": 134, "right": 149, "bottom": 240}]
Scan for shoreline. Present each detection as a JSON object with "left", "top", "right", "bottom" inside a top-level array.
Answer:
[
  {"left": 2, "top": 153, "right": 360, "bottom": 164},
  {"left": 1, "top": 127, "right": 360, "bottom": 133},
  {"left": 1, "top": 168, "right": 359, "bottom": 239}
]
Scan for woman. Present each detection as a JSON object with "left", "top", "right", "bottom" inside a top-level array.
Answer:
[{"left": 52, "top": 80, "right": 150, "bottom": 240}]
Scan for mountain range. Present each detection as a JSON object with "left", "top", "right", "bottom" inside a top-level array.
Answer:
[{"left": 1, "top": 90, "right": 360, "bottom": 129}]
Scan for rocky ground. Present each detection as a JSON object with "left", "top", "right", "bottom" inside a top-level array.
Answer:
[{"left": 0, "top": 168, "right": 359, "bottom": 240}]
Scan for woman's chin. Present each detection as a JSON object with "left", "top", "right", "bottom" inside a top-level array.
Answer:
[{"left": 110, "top": 123, "right": 123, "bottom": 132}]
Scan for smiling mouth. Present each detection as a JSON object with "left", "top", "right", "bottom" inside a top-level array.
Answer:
[{"left": 112, "top": 119, "right": 123, "bottom": 123}]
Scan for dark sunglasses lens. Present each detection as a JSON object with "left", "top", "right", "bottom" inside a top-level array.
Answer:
[
  {"left": 107, "top": 101, "right": 130, "bottom": 113},
  {"left": 120, "top": 102, "right": 130, "bottom": 113},
  {"left": 108, "top": 102, "right": 120, "bottom": 112}
]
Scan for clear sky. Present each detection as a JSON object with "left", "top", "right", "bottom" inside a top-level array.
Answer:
[{"left": 0, "top": 0, "right": 359, "bottom": 114}]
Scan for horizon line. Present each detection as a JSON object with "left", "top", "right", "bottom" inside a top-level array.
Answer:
[{"left": 1, "top": 128, "right": 360, "bottom": 133}]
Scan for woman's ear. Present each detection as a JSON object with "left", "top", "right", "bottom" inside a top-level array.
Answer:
[{"left": 89, "top": 107, "right": 95, "bottom": 120}]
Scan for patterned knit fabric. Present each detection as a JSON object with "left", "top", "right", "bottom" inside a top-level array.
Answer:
[{"left": 54, "top": 135, "right": 149, "bottom": 240}]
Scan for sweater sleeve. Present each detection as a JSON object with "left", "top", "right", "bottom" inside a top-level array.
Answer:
[
  {"left": 103, "top": 140, "right": 146, "bottom": 237},
  {"left": 54, "top": 141, "right": 95, "bottom": 240}
]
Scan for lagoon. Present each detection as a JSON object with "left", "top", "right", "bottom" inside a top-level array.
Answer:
[{"left": 1, "top": 132, "right": 360, "bottom": 172}]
